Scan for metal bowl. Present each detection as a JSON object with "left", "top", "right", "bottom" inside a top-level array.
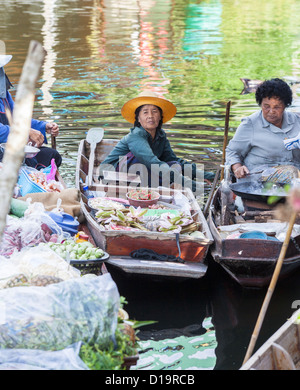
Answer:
[
  {"left": 24, "top": 145, "right": 40, "bottom": 159},
  {"left": 0, "top": 143, "right": 40, "bottom": 159}
]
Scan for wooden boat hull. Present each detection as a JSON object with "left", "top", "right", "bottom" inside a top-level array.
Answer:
[
  {"left": 76, "top": 138, "right": 213, "bottom": 279},
  {"left": 208, "top": 187, "right": 300, "bottom": 288},
  {"left": 241, "top": 308, "right": 300, "bottom": 370}
]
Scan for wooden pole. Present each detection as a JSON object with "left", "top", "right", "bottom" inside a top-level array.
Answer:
[
  {"left": 203, "top": 166, "right": 221, "bottom": 217},
  {"left": 242, "top": 211, "right": 297, "bottom": 365},
  {"left": 220, "top": 101, "right": 231, "bottom": 181},
  {"left": 51, "top": 134, "right": 56, "bottom": 150},
  {"left": 0, "top": 41, "right": 46, "bottom": 240}
]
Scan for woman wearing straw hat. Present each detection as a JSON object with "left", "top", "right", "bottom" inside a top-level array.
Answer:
[
  {"left": 100, "top": 91, "right": 214, "bottom": 193},
  {"left": 0, "top": 54, "right": 61, "bottom": 169}
]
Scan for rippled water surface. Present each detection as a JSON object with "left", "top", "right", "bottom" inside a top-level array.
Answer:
[
  {"left": 2, "top": 0, "right": 300, "bottom": 370},
  {"left": 2, "top": 0, "right": 300, "bottom": 185}
]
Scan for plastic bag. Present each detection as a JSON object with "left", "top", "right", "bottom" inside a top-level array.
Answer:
[
  {"left": 0, "top": 203, "right": 68, "bottom": 257},
  {"left": 0, "top": 245, "right": 80, "bottom": 289},
  {"left": 0, "top": 342, "right": 88, "bottom": 370},
  {"left": 0, "top": 273, "right": 120, "bottom": 350},
  {"left": 45, "top": 158, "right": 57, "bottom": 181}
]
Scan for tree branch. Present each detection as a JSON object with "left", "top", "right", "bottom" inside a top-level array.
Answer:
[{"left": 0, "top": 40, "right": 46, "bottom": 239}]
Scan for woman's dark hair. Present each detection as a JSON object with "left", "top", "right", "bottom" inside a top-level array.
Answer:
[
  {"left": 255, "top": 78, "right": 293, "bottom": 107},
  {"left": 134, "top": 105, "right": 163, "bottom": 130}
]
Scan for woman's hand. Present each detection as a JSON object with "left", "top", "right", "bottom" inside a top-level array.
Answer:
[{"left": 232, "top": 164, "right": 249, "bottom": 179}]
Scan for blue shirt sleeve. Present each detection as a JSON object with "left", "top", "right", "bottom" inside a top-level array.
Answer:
[
  {"left": 4, "top": 91, "right": 48, "bottom": 144},
  {"left": 0, "top": 122, "right": 10, "bottom": 143}
]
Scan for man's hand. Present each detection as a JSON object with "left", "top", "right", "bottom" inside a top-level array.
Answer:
[
  {"left": 46, "top": 122, "right": 59, "bottom": 137},
  {"left": 29, "top": 128, "right": 44, "bottom": 148}
]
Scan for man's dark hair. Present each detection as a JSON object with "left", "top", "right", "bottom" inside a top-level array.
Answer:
[
  {"left": 255, "top": 78, "right": 293, "bottom": 107},
  {"left": 134, "top": 105, "right": 163, "bottom": 130}
]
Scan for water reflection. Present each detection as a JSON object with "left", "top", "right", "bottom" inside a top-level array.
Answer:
[
  {"left": 4, "top": 0, "right": 300, "bottom": 186},
  {"left": 40, "top": 0, "right": 58, "bottom": 117},
  {"left": 182, "top": 0, "right": 223, "bottom": 58}
]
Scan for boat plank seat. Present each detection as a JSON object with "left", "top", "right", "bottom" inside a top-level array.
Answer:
[{"left": 272, "top": 343, "right": 296, "bottom": 370}]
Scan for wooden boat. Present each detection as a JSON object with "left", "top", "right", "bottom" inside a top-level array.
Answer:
[
  {"left": 75, "top": 137, "right": 213, "bottom": 279},
  {"left": 241, "top": 308, "right": 300, "bottom": 370},
  {"left": 208, "top": 186, "right": 300, "bottom": 288}
]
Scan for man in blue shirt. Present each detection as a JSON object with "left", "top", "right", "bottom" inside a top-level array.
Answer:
[{"left": 0, "top": 54, "right": 61, "bottom": 169}]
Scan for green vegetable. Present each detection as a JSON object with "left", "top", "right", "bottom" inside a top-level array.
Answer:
[
  {"left": 48, "top": 240, "right": 105, "bottom": 260},
  {"left": 80, "top": 326, "right": 137, "bottom": 370}
]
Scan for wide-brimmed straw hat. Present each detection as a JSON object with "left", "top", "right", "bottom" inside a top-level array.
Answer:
[
  {"left": 121, "top": 90, "right": 177, "bottom": 124},
  {"left": 0, "top": 55, "right": 12, "bottom": 68}
]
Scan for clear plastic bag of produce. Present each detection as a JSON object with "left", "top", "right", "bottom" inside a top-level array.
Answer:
[
  {"left": 0, "top": 245, "right": 80, "bottom": 289},
  {"left": 0, "top": 202, "right": 68, "bottom": 256},
  {"left": 0, "top": 342, "right": 88, "bottom": 370},
  {"left": 0, "top": 273, "right": 120, "bottom": 350}
]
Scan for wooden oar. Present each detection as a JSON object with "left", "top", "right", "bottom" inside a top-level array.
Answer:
[
  {"left": 220, "top": 101, "right": 231, "bottom": 181},
  {"left": 86, "top": 127, "right": 104, "bottom": 186},
  {"left": 242, "top": 210, "right": 297, "bottom": 365}
]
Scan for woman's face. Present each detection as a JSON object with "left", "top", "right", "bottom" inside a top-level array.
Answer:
[
  {"left": 261, "top": 97, "right": 285, "bottom": 128},
  {"left": 138, "top": 104, "right": 162, "bottom": 133}
]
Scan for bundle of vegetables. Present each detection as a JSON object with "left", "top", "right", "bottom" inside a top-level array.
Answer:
[
  {"left": 95, "top": 206, "right": 149, "bottom": 231},
  {"left": 93, "top": 202, "right": 201, "bottom": 235},
  {"left": 46, "top": 239, "right": 104, "bottom": 260},
  {"left": 0, "top": 274, "right": 119, "bottom": 350},
  {"left": 80, "top": 297, "right": 152, "bottom": 370},
  {"left": 157, "top": 212, "right": 199, "bottom": 234}
]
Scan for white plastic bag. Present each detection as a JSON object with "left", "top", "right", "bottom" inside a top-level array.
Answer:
[
  {"left": 0, "top": 342, "right": 88, "bottom": 370},
  {"left": 0, "top": 274, "right": 120, "bottom": 350}
]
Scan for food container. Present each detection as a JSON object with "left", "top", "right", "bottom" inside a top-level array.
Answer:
[
  {"left": 126, "top": 189, "right": 160, "bottom": 208},
  {"left": 70, "top": 252, "right": 110, "bottom": 275}
]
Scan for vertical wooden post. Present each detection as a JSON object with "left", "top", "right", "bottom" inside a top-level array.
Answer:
[
  {"left": 0, "top": 41, "right": 46, "bottom": 239},
  {"left": 220, "top": 101, "right": 231, "bottom": 181}
]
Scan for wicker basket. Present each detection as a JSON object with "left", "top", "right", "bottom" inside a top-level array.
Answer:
[{"left": 70, "top": 253, "right": 109, "bottom": 276}]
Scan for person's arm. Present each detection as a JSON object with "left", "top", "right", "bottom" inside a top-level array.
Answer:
[
  {"left": 7, "top": 91, "right": 49, "bottom": 144},
  {"left": 226, "top": 117, "right": 253, "bottom": 178},
  {"left": 126, "top": 131, "right": 165, "bottom": 168},
  {"left": 161, "top": 137, "right": 214, "bottom": 183},
  {"left": 127, "top": 131, "right": 203, "bottom": 193},
  {"left": 0, "top": 122, "right": 10, "bottom": 143}
]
